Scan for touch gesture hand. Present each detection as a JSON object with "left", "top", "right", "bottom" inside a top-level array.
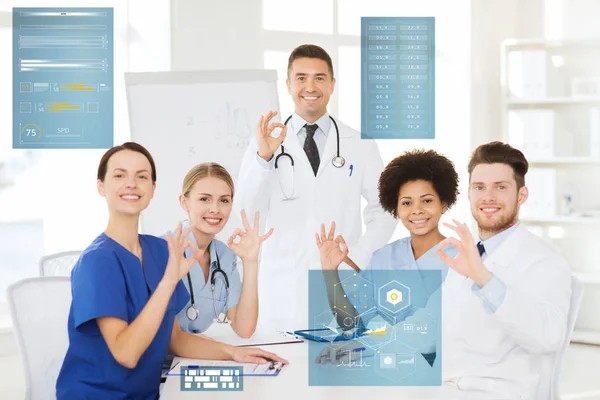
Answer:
[
  {"left": 227, "top": 210, "right": 273, "bottom": 263},
  {"left": 163, "top": 223, "right": 204, "bottom": 287},
  {"left": 316, "top": 222, "right": 348, "bottom": 271},
  {"left": 256, "top": 110, "right": 287, "bottom": 161},
  {"left": 436, "top": 219, "right": 493, "bottom": 286}
]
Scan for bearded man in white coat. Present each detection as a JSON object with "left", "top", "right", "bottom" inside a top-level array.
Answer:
[{"left": 436, "top": 141, "right": 572, "bottom": 399}]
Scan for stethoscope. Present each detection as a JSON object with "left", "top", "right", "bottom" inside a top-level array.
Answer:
[
  {"left": 274, "top": 115, "right": 346, "bottom": 201},
  {"left": 185, "top": 242, "right": 230, "bottom": 323}
]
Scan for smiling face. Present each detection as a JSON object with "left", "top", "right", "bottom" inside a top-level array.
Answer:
[
  {"left": 97, "top": 149, "right": 155, "bottom": 216},
  {"left": 468, "top": 163, "right": 528, "bottom": 239},
  {"left": 286, "top": 57, "right": 335, "bottom": 122},
  {"left": 180, "top": 176, "right": 233, "bottom": 236},
  {"left": 396, "top": 180, "right": 447, "bottom": 237}
]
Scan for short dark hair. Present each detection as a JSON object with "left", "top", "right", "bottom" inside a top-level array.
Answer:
[
  {"left": 378, "top": 149, "right": 460, "bottom": 217},
  {"left": 287, "top": 44, "right": 334, "bottom": 79},
  {"left": 97, "top": 142, "right": 157, "bottom": 182},
  {"left": 468, "top": 141, "right": 528, "bottom": 189}
]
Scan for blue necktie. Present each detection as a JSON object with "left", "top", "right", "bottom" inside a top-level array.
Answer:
[
  {"left": 303, "top": 124, "right": 320, "bottom": 176},
  {"left": 477, "top": 241, "right": 486, "bottom": 257}
]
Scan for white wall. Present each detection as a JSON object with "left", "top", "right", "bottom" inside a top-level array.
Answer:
[{"left": 171, "top": 0, "right": 264, "bottom": 70}]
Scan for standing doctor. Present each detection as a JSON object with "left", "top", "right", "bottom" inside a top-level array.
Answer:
[{"left": 235, "top": 44, "right": 397, "bottom": 329}]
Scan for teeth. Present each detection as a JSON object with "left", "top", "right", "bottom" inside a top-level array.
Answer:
[
  {"left": 121, "top": 195, "right": 139, "bottom": 200},
  {"left": 303, "top": 96, "right": 318, "bottom": 100},
  {"left": 205, "top": 218, "right": 220, "bottom": 223},
  {"left": 412, "top": 219, "right": 427, "bottom": 224},
  {"left": 482, "top": 208, "right": 498, "bottom": 212}
]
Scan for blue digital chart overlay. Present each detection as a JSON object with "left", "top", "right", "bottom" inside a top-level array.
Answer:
[
  {"left": 308, "top": 270, "right": 442, "bottom": 386},
  {"left": 180, "top": 366, "right": 243, "bottom": 391},
  {"left": 13, "top": 8, "right": 114, "bottom": 149},
  {"left": 361, "top": 17, "right": 435, "bottom": 139}
]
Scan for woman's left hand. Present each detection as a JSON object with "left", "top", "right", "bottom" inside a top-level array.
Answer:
[
  {"left": 227, "top": 210, "right": 273, "bottom": 263},
  {"left": 230, "top": 346, "right": 289, "bottom": 365}
]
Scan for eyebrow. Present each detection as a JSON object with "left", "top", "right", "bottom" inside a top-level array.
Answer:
[
  {"left": 400, "top": 193, "right": 435, "bottom": 200},
  {"left": 295, "top": 72, "right": 328, "bottom": 77},
  {"left": 113, "top": 168, "right": 150, "bottom": 174},
  {"left": 470, "top": 181, "right": 511, "bottom": 185},
  {"left": 197, "top": 193, "right": 232, "bottom": 197}
]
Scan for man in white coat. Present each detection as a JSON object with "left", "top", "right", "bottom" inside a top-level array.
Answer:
[
  {"left": 235, "top": 44, "right": 397, "bottom": 330},
  {"left": 436, "top": 141, "right": 572, "bottom": 399}
]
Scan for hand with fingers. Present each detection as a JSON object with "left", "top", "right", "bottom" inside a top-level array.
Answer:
[
  {"left": 227, "top": 210, "right": 274, "bottom": 263},
  {"left": 230, "top": 346, "right": 289, "bottom": 365},
  {"left": 163, "top": 222, "right": 205, "bottom": 287},
  {"left": 316, "top": 221, "right": 348, "bottom": 271},
  {"left": 256, "top": 110, "right": 287, "bottom": 162},
  {"left": 435, "top": 219, "right": 493, "bottom": 286}
]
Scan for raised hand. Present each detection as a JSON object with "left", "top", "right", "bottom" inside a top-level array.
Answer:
[
  {"left": 316, "top": 222, "right": 348, "bottom": 271},
  {"left": 230, "top": 346, "right": 289, "bottom": 365},
  {"left": 162, "top": 223, "right": 204, "bottom": 287},
  {"left": 227, "top": 210, "right": 273, "bottom": 263},
  {"left": 256, "top": 110, "right": 287, "bottom": 161},
  {"left": 436, "top": 219, "right": 493, "bottom": 286}
]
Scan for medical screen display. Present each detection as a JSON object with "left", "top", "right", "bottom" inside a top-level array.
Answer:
[
  {"left": 309, "top": 269, "right": 442, "bottom": 386},
  {"left": 13, "top": 8, "right": 114, "bottom": 149},
  {"left": 361, "top": 17, "right": 435, "bottom": 139}
]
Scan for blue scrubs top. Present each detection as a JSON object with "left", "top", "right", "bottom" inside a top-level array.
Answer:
[
  {"left": 56, "top": 233, "right": 189, "bottom": 400},
  {"left": 168, "top": 224, "right": 242, "bottom": 333},
  {"left": 358, "top": 237, "right": 457, "bottom": 327}
]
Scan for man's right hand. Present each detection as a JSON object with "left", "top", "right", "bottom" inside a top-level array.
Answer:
[{"left": 256, "top": 110, "right": 287, "bottom": 161}]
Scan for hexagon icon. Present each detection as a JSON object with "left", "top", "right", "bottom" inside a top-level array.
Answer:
[
  {"left": 333, "top": 272, "right": 376, "bottom": 315},
  {"left": 378, "top": 280, "right": 411, "bottom": 315},
  {"left": 386, "top": 288, "right": 402, "bottom": 305}
]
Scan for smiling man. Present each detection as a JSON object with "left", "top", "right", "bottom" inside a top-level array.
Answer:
[
  {"left": 435, "top": 141, "right": 572, "bottom": 399},
  {"left": 235, "top": 44, "right": 397, "bottom": 330}
]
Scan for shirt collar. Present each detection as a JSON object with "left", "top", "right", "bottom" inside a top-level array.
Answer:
[
  {"left": 291, "top": 112, "right": 331, "bottom": 137},
  {"left": 480, "top": 221, "right": 521, "bottom": 257}
]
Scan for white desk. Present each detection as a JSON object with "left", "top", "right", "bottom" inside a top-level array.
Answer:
[{"left": 162, "top": 341, "right": 485, "bottom": 400}]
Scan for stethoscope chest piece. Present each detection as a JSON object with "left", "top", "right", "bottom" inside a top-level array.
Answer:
[
  {"left": 186, "top": 305, "right": 199, "bottom": 321},
  {"left": 332, "top": 156, "right": 345, "bottom": 168}
]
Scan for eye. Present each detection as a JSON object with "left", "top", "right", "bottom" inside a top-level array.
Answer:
[
  {"left": 297, "top": 76, "right": 305, "bottom": 81},
  {"left": 199, "top": 197, "right": 209, "bottom": 202},
  {"left": 401, "top": 201, "right": 410, "bottom": 206},
  {"left": 220, "top": 198, "right": 230, "bottom": 204},
  {"left": 424, "top": 199, "right": 433, "bottom": 203},
  {"left": 498, "top": 185, "right": 506, "bottom": 190},
  {"left": 317, "top": 76, "right": 325, "bottom": 81},
  {"left": 138, "top": 175, "right": 148, "bottom": 179},
  {"left": 473, "top": 185, "right": 483, "bottom": 191},
  {"left": 114, "top": 174, "right": 123, "bottom": 178}
]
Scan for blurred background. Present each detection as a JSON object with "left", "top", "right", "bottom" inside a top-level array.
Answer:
[{"left": 1, "top": 0, "right": 600, "bottom": 398}]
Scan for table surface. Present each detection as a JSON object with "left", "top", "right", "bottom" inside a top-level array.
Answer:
[{"left": 161, "top": 340, "right": 483, "bottom": 400}]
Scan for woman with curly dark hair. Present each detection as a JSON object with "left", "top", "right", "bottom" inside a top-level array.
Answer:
[{"left": 315, "top": 149, "right": 460, "bottom": 337}]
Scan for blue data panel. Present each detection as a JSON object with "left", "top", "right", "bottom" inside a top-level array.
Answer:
[
  {"left": 361, "top": 17, "right": 435, "bottom": 139},
  {"left": 180, "top": 366, "right": 243, "bottom": 392},
  {"left": 308, "top": 270, "right": 442, "bottom": 386},
  {"left": 13, "top": 8, "right": 113, "bottom": 149}
]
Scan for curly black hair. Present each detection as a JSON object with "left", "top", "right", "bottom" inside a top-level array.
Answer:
[{"left": 378, "top": 149, "right": 460, "bottom": 217}]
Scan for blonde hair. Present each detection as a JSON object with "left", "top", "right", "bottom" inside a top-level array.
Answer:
[{"left": 182, "top": 162, "right": 234, "bottom": 198}]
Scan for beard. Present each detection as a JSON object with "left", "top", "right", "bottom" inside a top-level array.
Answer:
[{"left": 473, "top": 202, "right": 519, "bottom": 237}]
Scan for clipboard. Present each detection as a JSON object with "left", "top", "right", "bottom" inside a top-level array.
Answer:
[
  {"left": 166, "top": 360, "right": 285, "bottom": 377},
  {"left": 293, "top": 328, "right": 365, "bottom": 343}
]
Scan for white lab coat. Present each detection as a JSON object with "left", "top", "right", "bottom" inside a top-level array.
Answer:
[
  {"left": 441, "top": 223, "right": 572, "bottom": 399},
  {"left": 234, "top": 116, "right": 397, "bottom": 330}
]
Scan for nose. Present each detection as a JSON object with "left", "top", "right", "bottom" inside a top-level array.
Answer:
[
  {"left": 411, "top": 204, "right": 424, "bottom": 215},
  {"left": 481, "top": 187, "right": 497, "bottom": 202},
  {"left": 125, "top": 176, "right": 137, "bottom": 189}
]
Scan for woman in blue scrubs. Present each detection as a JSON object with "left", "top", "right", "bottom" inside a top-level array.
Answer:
[
  {"left": 316, "top": 149, "right": 460, "bottom": 327},
  {"left": 56, "top": 142, "right": 287, "bottom": 400},
  {"left": 172, "top": 162, "right": 271, "bottom": 337}
]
